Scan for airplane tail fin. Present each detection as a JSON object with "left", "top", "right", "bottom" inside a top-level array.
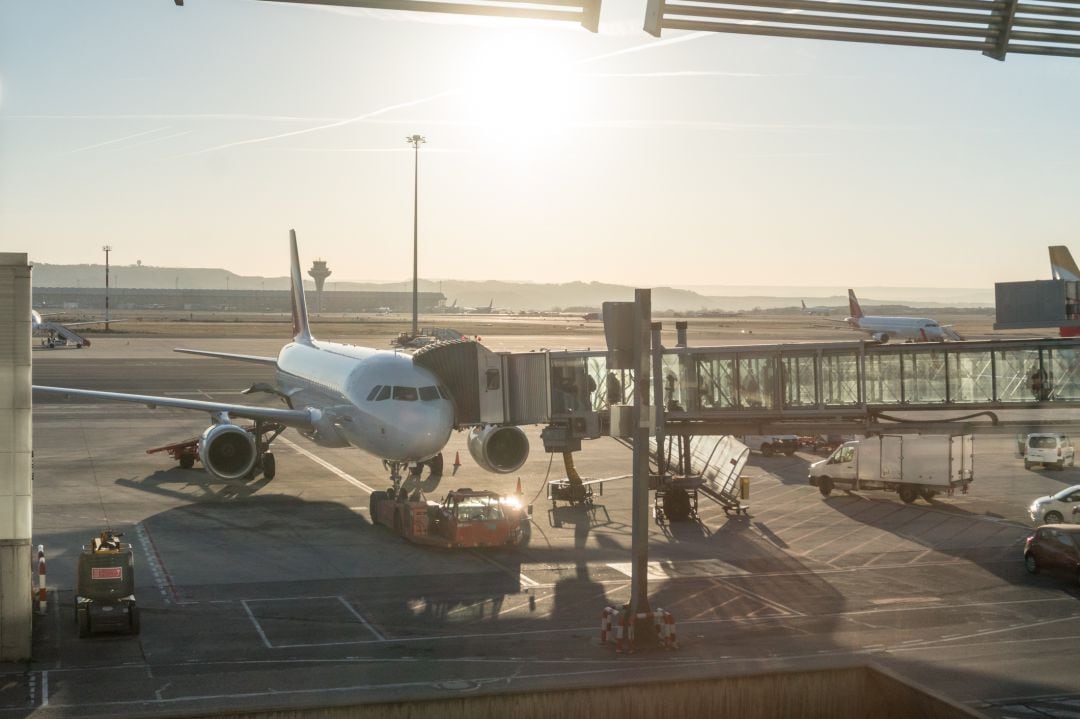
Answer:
[
  {"left": 848, "top": 289, "right": 864, "bottom": 319},
  {"left": 801, "top": 300, "right": 807, "bottom": 310},
  {"left": 1050, "top": 246, "right": 1080, "bottom": 281},
  {"left": 289, "top": 229, "right": 314, "bottom": 345}
]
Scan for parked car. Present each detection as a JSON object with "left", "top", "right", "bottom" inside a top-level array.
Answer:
[
  {"left": 1029, "top": 484, "right": 1080, "bottom": 525},
  {"left": 1023, "top": 433, "right": 1075, "bottom": 470},
  {"left": 1023, "top": 524, "right": 1080, "bottom": 584}
]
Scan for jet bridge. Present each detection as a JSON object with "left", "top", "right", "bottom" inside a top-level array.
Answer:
[
  {"left": 505, "top": 336, "right": 1080, "bottom": 443},
  {"left": 415, "top": 335, "right": 1080, "bottom": 443}
]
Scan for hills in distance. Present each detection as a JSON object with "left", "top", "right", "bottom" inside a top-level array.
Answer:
[{"left": 30, "top": 262, "right": 995, "bottom": 314}]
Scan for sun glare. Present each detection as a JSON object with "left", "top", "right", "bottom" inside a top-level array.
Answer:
[{"left": 457, "top": 33, "right": 580, "bottom": 143}]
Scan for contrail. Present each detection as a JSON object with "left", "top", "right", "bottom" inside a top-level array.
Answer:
[
  {"left": 67, "top": 127, "right": 171, "bottom": 154},
  {"left": 120, "top": 129, "right": 195, "bottom": 150},
  {"left": 185, "top": 89, "right": 457, "bottom": 156}
]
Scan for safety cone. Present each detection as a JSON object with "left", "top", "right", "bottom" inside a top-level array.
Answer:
[
  {"left": 452, "top": 451, "right": 461, "bottom": 476},
  {"left": 515, "top": 477, "right": 522, "bottom": 496}
]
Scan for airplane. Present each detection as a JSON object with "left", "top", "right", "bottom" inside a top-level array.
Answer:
[
  {"left": 800, "top": 300, "right": 832, "bottom": 316},
  {"left": 838, "top": 289, "right": 962, "bottom": 343},
  {"left": 434, "top": 299, "right": 464, "bottom": 314},
  {"left": 33, "top": 230, "right": 530, "bottom": 489},
  {"left": 1049, "top": 245, "right": 1080, "bottom": 337},
  {"left": 467, "top": 299, "right": 495, "bottom": 315}
]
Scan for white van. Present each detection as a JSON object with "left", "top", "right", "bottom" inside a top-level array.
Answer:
[{"left": 1024, "top": 433, "right": 1075, "bottom": 470}]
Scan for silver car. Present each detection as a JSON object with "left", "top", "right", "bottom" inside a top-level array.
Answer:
[{"left": 1029, "top": 484, "right": 1080, "bottom": 525}]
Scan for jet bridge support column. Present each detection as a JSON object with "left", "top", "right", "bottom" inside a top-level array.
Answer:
[
  {"left": 0, "top": 253, "right": 32, "bottom": 660},
  {"left": 629, "top": 290, "right": 653, "bottom": 635}
]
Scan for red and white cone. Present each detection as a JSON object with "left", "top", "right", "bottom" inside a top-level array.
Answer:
[{"left": 36, "top": 545, "right": 46, "bottom": 615}]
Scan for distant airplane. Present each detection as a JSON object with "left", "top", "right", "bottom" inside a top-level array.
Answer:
[
  {"left": 468, "top": 299, "right": 495, "bottom": 315},
  {"left": 434, "top": 299, "right": 464, "bottom": 314},
  {"left": 800, "top": 300, "right": 832, "bottom": 316},
  {"left": 34, "top": 230, "right": 530, "bottom": 489},
  {"left": 375, "top": 306, "right": 392, "bottom": 315},
  {"left": 837, "top": 289, "right": 961, "bottom": 343},
  {"left": 1049, "top": 245, "right": 1080, "bottom": 337}
]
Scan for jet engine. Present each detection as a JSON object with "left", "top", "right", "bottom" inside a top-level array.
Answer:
[
  {"left": 467, "top": 424, "right": 529, "bottom": 474},
  {"left": 871, "top": 332, "right": 891, "bottom": 344},
  {"left": 198, "top": 424, "right": 257, "bottom": 480}
]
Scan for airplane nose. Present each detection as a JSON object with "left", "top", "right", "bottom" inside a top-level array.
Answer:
[{"left": 382, "top": 403, "right": 453, "bottom": 461}]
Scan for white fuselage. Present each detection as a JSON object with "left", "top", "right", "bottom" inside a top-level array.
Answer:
[
  {"left": 275, "top": 340, "right": 454, "bottom": 462},
  {"left": 846, "top": 315, "right": 946, "bottom": 342}
]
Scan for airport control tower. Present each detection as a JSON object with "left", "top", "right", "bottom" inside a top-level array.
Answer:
[{"left": 308, "top": 259, "right": 332, "bottom": 314}]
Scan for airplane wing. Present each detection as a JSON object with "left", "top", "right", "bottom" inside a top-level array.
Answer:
[
  {"left": 175, "top": 348, "right": 278, "bottom": 366},
  {"left": 32, "top": 385, "right": 314, "bottom": 429}
]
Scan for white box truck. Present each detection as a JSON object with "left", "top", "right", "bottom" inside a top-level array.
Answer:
[{"left": 808, "top": 434, "right": 974, "bottom": 504}]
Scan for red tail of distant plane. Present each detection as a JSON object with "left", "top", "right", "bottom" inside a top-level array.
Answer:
[
  {"left": 1051, "top": 246, "right": 1080, "bottom": 337},
  {"left": 847, "top": 289, "right": 864, "bottom": 319}
]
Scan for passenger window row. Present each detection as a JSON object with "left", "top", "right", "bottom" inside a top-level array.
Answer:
[{"left": 365, "top": 384, "right": 449, "bottom": 402}]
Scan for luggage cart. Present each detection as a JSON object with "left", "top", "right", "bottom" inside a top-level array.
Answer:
[{"left": 75, "top": 530, "right": 139, "bottom": 637}]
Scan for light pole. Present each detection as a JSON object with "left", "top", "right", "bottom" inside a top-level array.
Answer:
[
  {"left": 102, "top": 245, "right": 112, "bottom": 331},
  {"left": 406, "top": 134, "right": 426, "bottom": 338}
]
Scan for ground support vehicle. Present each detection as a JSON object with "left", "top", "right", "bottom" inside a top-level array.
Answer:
[
  {"left": 75, "top": 531, "right": 139, "bottom": 637},
  {"left": 1022, "top": 432, "right": 1076, "bottom": 470},
  {"left": 649, "top": 474, "right": 701, "bottom": 523},
  {"left": 548, "top": 476, "right": 603, "bottom": 508},
  {"left": 146, "top": 421, "right": 283, "bottom": 477},
  {"left": 370, "top": 487, "right": 528, "bottom": 548},
  {"left": 742, "top": 435, "right": 799, "bottom": 456},
  {"left": 809, "top": 434, "right": 974, "bottom": 504}
]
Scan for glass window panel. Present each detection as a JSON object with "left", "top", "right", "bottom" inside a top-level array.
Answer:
[
  {"left": 695, "top": 355, "right": 736, "bottom": 409},
  {"left": 549, "top": 356, "right": 590, "bottom": 414},
  {"left": 738, "top": 356, "right": 775, "bottom": 409},
  {"left": 909, "top": 351, "right": 947, "bottom": 404},
  {"left": 375, "top": 385, "right": 391, "bottom": 401},
  {"left": 662, "top": 355, "right": 686, "bottom": 412},
  {"left": 822, "top": 352, "right": 860, "bottom": 406},
  {"left": 366, "top": 385, "right": 382, "bottom": 401},
  {"left": 393, "top": 386, "right": 418, "bottom": 401},
  {"left": 782, "top": 354, "right": 817, "bottom": 408},
  {"left": 949, "top": 351, "right": 993, "bottom": 403},
  {"left": 864, "top": 353, "right": 902, "bottom": 404},
  {"left": 994, "top": 349, "right": 1041, "bottom": 403},
  {"left": 419, "top": 386, "right": 440, "bottom": 401},
  {"left": 1047, "top": 348, "right": 1080, "bottom": 401}
]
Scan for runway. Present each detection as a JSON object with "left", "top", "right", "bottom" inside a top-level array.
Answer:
[{"left": 8, "top": 338, "right": 1080, "bottom": 718}]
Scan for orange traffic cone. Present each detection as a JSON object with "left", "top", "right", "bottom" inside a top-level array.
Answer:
[
  {"left": 515, "top": 477, "right": 522, "bottom": 496},
  {"left": 452, "top": 451, "right": 462, "bottom": 476}
]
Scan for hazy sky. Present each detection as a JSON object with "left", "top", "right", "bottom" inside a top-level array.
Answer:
[{"left": 2, "top": 1, "right": 1078, "bottom": 289}]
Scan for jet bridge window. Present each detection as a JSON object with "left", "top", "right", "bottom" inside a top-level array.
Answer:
[
  {"left": 419, "top": 386, "right": 440, "bottom": 401},
  {"left": 393, "top": 386, "right": 419, "bottom": 401},
  {"left": 366, "top": 385, "right": 383, "bottom": 401}
]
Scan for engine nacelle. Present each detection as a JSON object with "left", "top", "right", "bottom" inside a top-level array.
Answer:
[
  {"left": 467, "top": 424, "right": 529, "bottom": 474},
  {"left": 198, "top": 424, "right": 257, "bottom": 480},
  {"left": 871, "top": 332, "right": 891, "bottom": 344}
]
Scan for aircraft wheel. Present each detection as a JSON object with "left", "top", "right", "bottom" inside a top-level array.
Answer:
[
  {"left": 262, "top": 452, "right": 276, "bottom": 479},
  {"left": 179, "top": 454, "right": 195, "bottom": 469}
]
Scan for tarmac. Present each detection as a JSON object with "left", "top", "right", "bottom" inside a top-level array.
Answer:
[{"left": 6, "top": 334, "right": 1080, "bottom": 718}]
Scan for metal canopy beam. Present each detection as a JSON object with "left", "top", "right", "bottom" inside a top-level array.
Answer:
[
  {"left": 644, "top": 0, "right": 1080, "bottom": 59},
  {"left": 175, "top": 0, "right": 601, "bottom": 32}
]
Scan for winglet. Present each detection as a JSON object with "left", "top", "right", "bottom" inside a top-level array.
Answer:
[
  {"left": 290, "top": 229, "right": 314, "bottom": 344},
  {"left": 847, "top": 289, "right": 864, "bottom": 319},
  {"left": 1050, "top": 246, "right": 1080, "bottom": 281}
]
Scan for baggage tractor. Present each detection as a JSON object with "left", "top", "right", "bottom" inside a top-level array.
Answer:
[{"left": 75, "top": 530, "right": 140, "bottom": 637}]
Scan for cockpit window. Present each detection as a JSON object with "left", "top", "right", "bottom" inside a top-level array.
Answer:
[
  {"left": 393, "top": 386, "right": 418, "bottom": 401},
  {"left": 438, "top": 385, "right": 451, "bottom": 400},
  {"left": 366, "top": 385, "right": 383, "bottom": 401},
  {"left": 375, "top": 385, "right": 391, "bottom": 401},
  {"left": 419, "top": 386, "right": 440, "bottom": 401}
]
